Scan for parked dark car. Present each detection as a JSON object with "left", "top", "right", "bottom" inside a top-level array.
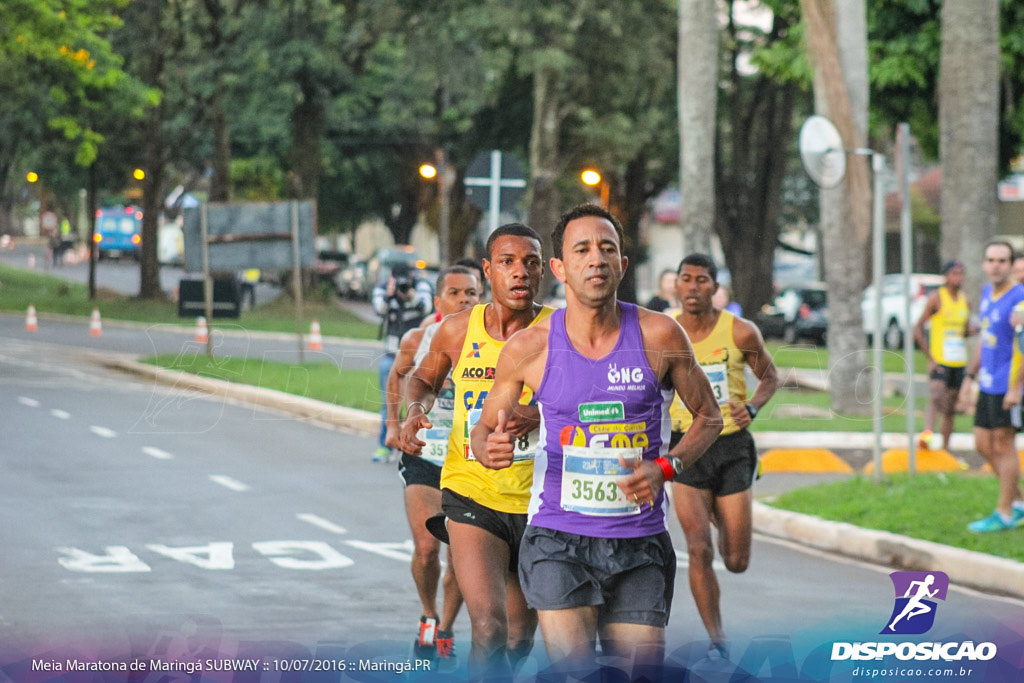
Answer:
[{"left": 755, "top": 283, "right": 828, "bottom": 345}]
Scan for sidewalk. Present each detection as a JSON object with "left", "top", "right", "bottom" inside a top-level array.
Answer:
[{"left": 101, "top": 354, "right": 1024, "bottom": 601}]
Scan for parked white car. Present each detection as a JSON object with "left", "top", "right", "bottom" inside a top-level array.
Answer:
[{"left": 861, "top": 273, "right": 945, "bottom": 349}]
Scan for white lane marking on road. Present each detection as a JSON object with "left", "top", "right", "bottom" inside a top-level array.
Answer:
[
  {"left": 343, "top": 539, "right": 414, "bottom": 562},
  {"left": 51, "top": 409, "right": 70, "bottom": 419},
  {"left": 18, "top": 396, "right": 40, "bottom": 407},
  {"left": 209, "top": 475, "right": 250, "bottom": 492},
  {"left": 296, "top": 513, "right": 347, "bottom": 534},
  {"left": 674, "top": 547, "right": 726, "bottom": 570},
  {"left": 90, "top": 426, "right": 117, "bottom": 438},
  {"left": 142, "top": 446, "right": 173, "bottom": 460}
]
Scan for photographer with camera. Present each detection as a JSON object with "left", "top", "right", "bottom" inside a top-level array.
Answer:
[{"left": 372, "top": 261, "right": 434, "bottom": 462}]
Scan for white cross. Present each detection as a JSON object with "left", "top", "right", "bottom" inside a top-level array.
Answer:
[{"left": 465, "top": 151, "right": 527, "bottom": 235}]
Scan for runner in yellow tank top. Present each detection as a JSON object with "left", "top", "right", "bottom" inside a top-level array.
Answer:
[
  {"left": 668, "top": 309, "right": 748, "bottom": 436},
  {"left": 399, "top": 223, "right": 550, "bottom": 679},
  {"left": 913, "top": 260, "right": 974, "bottom": 451},
  {"left": 667, "top": 253, "right": 779, "bottom": 660},
  {"left": 445, "top": 303, "right": 552, "bottom": 512}
]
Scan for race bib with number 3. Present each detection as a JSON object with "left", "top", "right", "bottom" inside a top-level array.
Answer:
[{"left": 560, "top": 445, "right": 642, "bottom": 516}]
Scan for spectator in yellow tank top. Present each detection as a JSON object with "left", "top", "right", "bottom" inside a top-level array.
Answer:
[{"left": 912, "top": 260, "right": 975, "bottom": 451}]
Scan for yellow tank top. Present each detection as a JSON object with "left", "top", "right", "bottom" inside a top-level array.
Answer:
[
  {"left": 442, "top": 303, "right": 554, "bottom": 513},
  {"left": 669, "top": 310, "right": 747, "bottom": 435},
  {"left": 929, "top": 287, "right": 969, "bottom": 368}
]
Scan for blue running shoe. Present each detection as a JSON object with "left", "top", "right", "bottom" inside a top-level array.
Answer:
[
  {"left": 968, "top": 511, "right": 1016, "bottom": 533},
  {"left": 373, "top": 446, "right": 391, "bottom": 463}
]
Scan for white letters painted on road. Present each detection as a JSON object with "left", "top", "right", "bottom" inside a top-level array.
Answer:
[
  {"left": 56, "top": 546, "right": 151, "bottom": 573},
  {"left": 146, "top": 543, "right": 235, "bottom": 570},
  {"left": 252, "top": 541, "right": 355, "bottom": 570}
]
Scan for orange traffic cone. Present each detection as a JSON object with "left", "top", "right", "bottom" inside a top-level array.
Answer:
[
  {"left": 308, "top": 319, "right": 323, "bottom": 351},
  {"left": 195, "top": 316, "right": 208, "bottom": 343},
  {"left": 25, "top": 305, "right": 38, "bottom": 331},
  {"left": 89, "top": 308, "right": 103, "bottom": 337}
]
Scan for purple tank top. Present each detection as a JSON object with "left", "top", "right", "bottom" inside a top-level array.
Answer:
[{"left": 529, "top": 302, "right": 674, "bottom": 538}]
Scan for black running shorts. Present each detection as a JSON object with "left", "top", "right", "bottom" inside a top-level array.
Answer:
[
  {"left": 974, "top": 391, "right": 1014, "bottom": 430},
  {"left": 441, "top": 489, "right": 527, "bottom": 573},
  {"left": 518, "top": 526, "right": 675, "bottom": 627},
  {"left": 669, "top": 429, "right": 758, "bottom": 496},
  {"left": 398, "top": 452, "right": 442, "bottom": 489}
]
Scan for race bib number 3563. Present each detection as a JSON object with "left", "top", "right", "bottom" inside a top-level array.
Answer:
[{"left": 560, "top": 445, "right": 642, "bottom": 516}]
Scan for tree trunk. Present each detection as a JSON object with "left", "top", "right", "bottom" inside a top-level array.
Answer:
[
  {"left": 716, "top": 6, "right": 799, "bottom": 315},
  {"left": 678, "top": 0, "right": 718, "bottom": 256},
  {"left": 940, "top": 0, "right": 1000, "bottom": 300},
  {"left": 139, "top": 102, "right": 164, "bottom": 300},
  {"left": 209, "top": 96, "right": 231, "bottom": 202},
  {"left": 138, "top": 0, "right": 165, "bottom": 300},
  {"left": 288, "top": 81, "right": 324, "bottom": 202},
  {"left": 801, "top": 0, "right": 871, "bottom": 415},
  {"left": 527, "top": 67, "right": 564, "bottom": 297}
]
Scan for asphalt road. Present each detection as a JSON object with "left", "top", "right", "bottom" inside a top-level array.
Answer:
[
  {"left": 2, "top": 335, "right": 1023, "bottom": 681},
  {"left": 2, "top": 247, "right": 1022, "bottom": 681}
]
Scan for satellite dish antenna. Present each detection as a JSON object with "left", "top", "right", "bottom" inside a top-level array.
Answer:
[{"left": 799, "top": 115, "right": 846, "bottom": 189}]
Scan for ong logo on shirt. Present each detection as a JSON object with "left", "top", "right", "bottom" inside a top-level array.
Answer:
[{"left": 606, "top": 363, "right": 643, "bottom": 385}]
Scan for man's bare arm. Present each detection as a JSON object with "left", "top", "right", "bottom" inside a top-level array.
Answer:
[
  {"left": 384, "top": 328, "right": 423, "bottom": 450},
  {"left": 399, "top": 316, "right": 462, "bottom": 454},
  {"left": 730, "top": 318, "right": 778, "bottom": 430}
]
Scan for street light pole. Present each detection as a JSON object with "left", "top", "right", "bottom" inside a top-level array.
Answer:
[{"left": 437, "top": 148, "right": 451, "bottom": 268}]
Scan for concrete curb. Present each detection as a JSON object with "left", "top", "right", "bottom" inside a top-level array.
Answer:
[
  {"left": 102, "top": 356, "right": 1024, "bottom": 600},
  {"left": 753, "top": 502, "right": 1024, "bottom": 600}
]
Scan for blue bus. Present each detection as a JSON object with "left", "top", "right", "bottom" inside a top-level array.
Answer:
[{"left": 94, "top": 206, "right": 142, "bottom": 260}]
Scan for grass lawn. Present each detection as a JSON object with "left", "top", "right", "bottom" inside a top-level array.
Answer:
[
  {"left": 0, "top": 262, "right": 379, "bottom": 339},
  {"left": 765, "top": 340, "right": 929, "bottom": 375},
  {"left": 765, "top": 473, "right": 1024, "bottom": 563},
  {"left": 751, "top": 388, "right": 975, "bottom": 434},
  {"left": 144, "top": 353, "right": 381, "bottom": 413}
]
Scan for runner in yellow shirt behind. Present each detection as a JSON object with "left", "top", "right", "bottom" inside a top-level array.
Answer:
[{"left": 912, "top": 260, "right": 974, "bottom": 451}]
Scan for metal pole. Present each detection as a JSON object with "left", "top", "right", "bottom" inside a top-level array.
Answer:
[
  {"left": 200, "top": 202, "right": 214, "bottom": 360},
  {"left": 489, "top": 151, "right": 502, "bottom": 236},
  {"left": 438, "top": 149, "right": 451, "bottom": 268},
  {"left": 291, "top": 200, "right": 305, "bottom": 364},
  {"left": 898, "top": 123, "right": 916, "bottom": 475},
  {"left": 872, "top": 153, "right": 887, "bottom": 483}
]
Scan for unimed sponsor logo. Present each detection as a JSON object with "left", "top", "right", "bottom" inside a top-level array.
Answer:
[{"left": 579, "top": 401, "right": 624, "bottom": 423}]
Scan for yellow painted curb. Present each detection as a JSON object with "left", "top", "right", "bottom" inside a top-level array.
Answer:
[
  {"left": 862, "top": 449, "right": 968, "bottom": 474},
  {"left": 760, "top": 449, "right": 854, "bottom": 473},
  {"left": 979, "top": 451, "right": 1024, "bottom": 473}
]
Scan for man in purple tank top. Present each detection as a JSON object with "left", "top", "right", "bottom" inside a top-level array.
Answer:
[{"left": 470, "top": 204, "right": 722, "bottom": 677}]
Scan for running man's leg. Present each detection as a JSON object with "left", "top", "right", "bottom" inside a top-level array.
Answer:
[
  {"left": 439, "top": 544, "right": 463, "bottom": 634},
  {"left": 925, "top": 377, "right": 946, "bottom": 435},
  {"left": 975, "top": 426, "right": 1024, "bottom": 516},
  {"left": 714, "top": 488, "right": 754, "bottom": 574},
  {"left": 673, "top": 482, "right": 723, "bottom": 644},
  {"left": 403, "top": 484, "right": 443, "bottom": 620},
  {"left": 447, "top": 520, "right": 515, "bottom": 676},
  {"left": 938, "top": 386, "right": 959, "bottom": 450}
]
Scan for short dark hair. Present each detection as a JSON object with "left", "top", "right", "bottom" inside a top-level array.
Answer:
[
  {"left": 551, "top": 203, "right": 625, "bottom": 260},
  {"left": 677, "top": 253, "right": 718, "bottom": 282},
  {"left": 485, "top": 223, "right": 542, "bottom": 260},
  {"left": 435, "top": 264, "right": 478, "bottom": 293},
  {"left": 984, "top": 240, "right": 1015, "bottom": 259},
  {"left": 453, "top": 257, "right": 485, "bottom": 284}
]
